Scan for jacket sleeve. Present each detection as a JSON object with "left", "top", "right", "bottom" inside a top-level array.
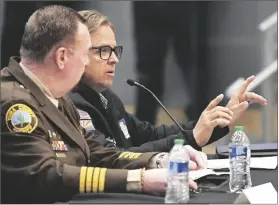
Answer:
[
  {"left": 1, "top": 132, "right": 129, "bottom": 203},
  {"left": 1, "top": 99, "right": 155, "bottom": 203},
  {"left": 127, "top": 113, "right": 229, "bottom": 150},
  {"left": 86, "top": 128, "right": 194, "bottom": 152},
  {"left": 107, "top": 90, "right": 229, "bottom": 151},
  {"left": 124, "top": 131, "right": 198, "bottom": 152},
  {"left": 83, "top": 129, "right": 159, "bottom": 169},
  {"left": 66, "top": 97, "right": 159, "bottom": 169}
]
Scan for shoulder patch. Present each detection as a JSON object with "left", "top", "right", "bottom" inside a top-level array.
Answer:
[
  {"left": 5, "top": 103, "right": 38, "bottom": 133},
  {"left": 77, "top": 109, "right": 91, "bottom": 120},
  {"left": 80, "top": 120, "right": 95, "bottom": 131},
  {"left": 77, "top": 109, "right": 95, "bottom": 131}
]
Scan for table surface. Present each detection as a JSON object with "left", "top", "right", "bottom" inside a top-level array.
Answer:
[{"left": 69, "top": 155, "right": 278, "bottom": 204}]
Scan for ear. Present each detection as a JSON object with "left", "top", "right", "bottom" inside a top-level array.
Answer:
[{"left": 54, "top": 47, "right": 68, "bottom": 70}]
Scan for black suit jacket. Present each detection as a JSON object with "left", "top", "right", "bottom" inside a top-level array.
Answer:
[{"left": 69, "top": 80, "right": 230, "bottom": 152}]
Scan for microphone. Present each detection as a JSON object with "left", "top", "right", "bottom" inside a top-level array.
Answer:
[{"left": 126, "top": 79, "right": 185, "bottom": 132}]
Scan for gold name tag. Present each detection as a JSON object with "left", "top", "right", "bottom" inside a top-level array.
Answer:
[{"left": 56, "top": 153, "right": 67, "bottom": 158}]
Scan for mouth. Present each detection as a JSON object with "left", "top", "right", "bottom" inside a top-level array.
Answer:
[{"left": 105, "top": 70, "right": 115, "bottom": 77}]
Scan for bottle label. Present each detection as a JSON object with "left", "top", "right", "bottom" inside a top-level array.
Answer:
[
  {"left": 230, "top": 145, "right": 249, "bottom": 158},
  {"left": 168, "top": 161, "right": 188, "bottom": 173}
]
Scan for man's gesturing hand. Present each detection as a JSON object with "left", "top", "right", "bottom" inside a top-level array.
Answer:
[
  {"left": 226, "top": 75, "right": 267, "bottom": 126},
  {"left": 193, "top": 94, "right": 233, "bottom": 147}
]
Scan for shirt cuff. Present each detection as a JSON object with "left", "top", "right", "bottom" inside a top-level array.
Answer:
[{"left": 126, "top": 169, "right": 142, "bottom": 193}]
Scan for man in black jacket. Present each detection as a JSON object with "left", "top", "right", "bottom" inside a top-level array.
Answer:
[{"left": 68, "top": 10, "right": 267, "bottom": 152}]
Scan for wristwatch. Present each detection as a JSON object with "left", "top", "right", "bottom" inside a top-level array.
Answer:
[{"left": 156, "top": 153, "right": 166, "bottom": 168}]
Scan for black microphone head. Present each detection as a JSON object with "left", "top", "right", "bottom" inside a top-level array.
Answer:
[{"left": 127, "top": 79, "right": 136, "bottom": 86}]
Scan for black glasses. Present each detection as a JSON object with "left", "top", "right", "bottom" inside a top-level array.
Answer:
[{"left": 90, "top": 45, "right": 123, "bottom": 60}]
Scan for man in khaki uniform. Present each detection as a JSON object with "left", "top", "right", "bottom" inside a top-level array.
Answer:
[{"left": 1, "top": 5, "right": 205, "bottom": 203}]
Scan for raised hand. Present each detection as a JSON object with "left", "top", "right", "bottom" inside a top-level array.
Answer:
[
  {"left": 226, "top": 75, "right": 267, "bottom": 125},
  {"left": 193, "top": 94, "right": 233, "bottom": 147}
]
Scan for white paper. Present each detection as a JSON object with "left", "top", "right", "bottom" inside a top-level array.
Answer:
[
  {"left": 207, "top": 159, "right": 229, "bottom": 169},
  {"left": 243, "top": 182, "right": 277, "bottom": 204},
  {"left": 250, "top": 156, "right": 278, "bottom": 169},
  {"left": 189, "top": 168, "right": 230, "bottom": 180},
  {"left": 207, "top": 156, "right": 278, "bottom": 170}
]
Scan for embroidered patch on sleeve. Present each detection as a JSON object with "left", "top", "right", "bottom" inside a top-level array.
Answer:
[
  {"left": 5, "top": 103, "right": 38, "bottom": 133},
  {"left": 80, "top": 120, "right": 95, "bottom": 131},
  {"left": 77, "top": 109, "right": 91, "bottom": 120},
  {"left": 77, "top": 109, "right": 95, "bottom": 131}
]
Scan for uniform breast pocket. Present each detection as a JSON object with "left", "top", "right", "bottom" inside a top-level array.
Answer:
[
  {"left": 55, "top": 143, "right": 87, "bottom": 166},
  {"left": 48, "top": 130, "right": 86, "bottom": 165},
  {"left": 48, "top": 130, "right": 69, "bottom": 158},
  {"left": 51, "top": 140, "right": 69, "bottom": 159}
]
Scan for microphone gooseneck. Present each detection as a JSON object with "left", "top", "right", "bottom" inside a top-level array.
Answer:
[{"left": 126, "top": 79, "right": 184, "bottom": 132}]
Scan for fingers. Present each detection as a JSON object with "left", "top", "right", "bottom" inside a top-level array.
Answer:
[
  {"left": 245, "top": 92, "right": 268, "bottom": 105},
  {"left": 189, "top": 160, "right": 199, "bottom": 170},
  {"left": 210, "top": 118, "right": 230, "bottom": 128},
  {"left": 204, "top": 94, "right": 224, "bottom": 111},
  {"left": 184, "top": 145, "right": 207, "bottom": 169},
  {"left": 236, "top": 75, "right": 255, "bottom": 95},
  {"left": 184, "top": 145, "right": 199, "bottom": 161},
  {"left": 238, "top": 101, "right": 249, "bottom": 112},
  {"left": 200, "top": 152, "right": 208, "bottom": 169},
  {"left": 207, "top": 107, "right": 233, "bottom": 128},
  {"left": 210, "top": 106, "right": 233, "bottom": 116},
  {"left": 210, "top": 111, "right": 232, "bottom": 121},
  {"left": 209, "top": 106, "right": 233, "bottom": 121},
  {"left": 189, "top": 178, "right": 198, "bottom": 190},
  {"left": 194, "top": 153, "right": 207, "bottom": 169}
]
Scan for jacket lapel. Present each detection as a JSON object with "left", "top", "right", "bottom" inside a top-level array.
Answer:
[
  {"left": 73, "top": 81, "right": 132, "bottom": 148},
  {"left": 8, "top": 58, "right": 87, "bottom": 152},
  {"left": 105, "top": 102, "right": 131, "bottom": 148},
  {"left": 69, "top": 92, "right": 115, "bottom": 139}
]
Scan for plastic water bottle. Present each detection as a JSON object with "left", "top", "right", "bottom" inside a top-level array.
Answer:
[
  {"left": 229, "top": 126, "right": 252, "bottom": 193},
  {"left": 165, "top": 139, "right": 189, "bottom": 203}
]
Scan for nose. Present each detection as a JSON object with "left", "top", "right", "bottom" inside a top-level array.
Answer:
[
  {"left": 85, "top": 55, "right": 90, "bottom": 66},
  {"left": 109, "top": 52, "right": 119, "bottom": 64}
]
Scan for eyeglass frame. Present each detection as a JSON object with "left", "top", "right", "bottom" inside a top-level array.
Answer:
[{"left": 89, "top": 45, "right": 123, "bottom": 60}]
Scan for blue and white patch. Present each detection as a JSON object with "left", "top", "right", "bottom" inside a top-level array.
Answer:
[
  {"left": 118, "top": 118, "right": 130, "bottom": 139},
  {"left": 77, "top": 109, "right": 95, "bottom": 131}
]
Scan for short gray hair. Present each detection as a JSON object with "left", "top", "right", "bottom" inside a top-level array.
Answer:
[
  {"left": 20, "top": 5, "right": 86, "bottom": 63},
  {"left": 78, "top": 10, "right": 114, "bottom": 33}
]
